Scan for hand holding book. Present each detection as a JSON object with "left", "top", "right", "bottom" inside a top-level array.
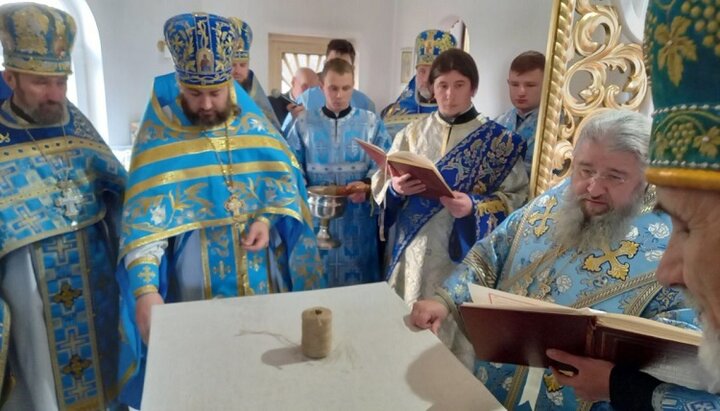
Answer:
[
  {"left": 460, "top": 284, "right": 705, "bottom": 389},
  {"left": 356, "top": 139, "right": 454, "bottom": 199}
]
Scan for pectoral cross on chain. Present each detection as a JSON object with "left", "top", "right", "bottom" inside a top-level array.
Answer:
[
  {"left": 225, "top": 194, "right": 243, "bottom": 224},
  {"left": 55, "top": 180, "right": 84, "bottom": 219}
]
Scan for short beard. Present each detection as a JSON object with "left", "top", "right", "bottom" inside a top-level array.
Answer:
[
  {"left": 180, "top": 96, "right": 237, "bottom": 128},
  {"left": 14, "top": 86, "right": 65, "bottom": 125},
  {"left": 552, "top": 185, "right": 644, "bottom": 253},
  {"left": 31, "top": 102, "right": 65, "bottom": 125}
]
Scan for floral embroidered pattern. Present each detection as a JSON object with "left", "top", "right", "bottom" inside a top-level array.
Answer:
[
  {"left": 655, "top": 16, "right": 698, "bottom": 86},
  {"left": 692, "top": 126, "right": 720, "bottom": 157}
]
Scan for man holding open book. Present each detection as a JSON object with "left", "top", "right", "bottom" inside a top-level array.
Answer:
[
  {"left": 371, "top": 49, "right": 528, "bottom": 367},
  {"left": 538, "top": 1, "right": 720, "bottom": 409},
  {"left": 411, "top": 110, "right": 704, "bottom": 409}
]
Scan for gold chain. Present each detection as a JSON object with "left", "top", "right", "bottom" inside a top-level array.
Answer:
[{"left": 204, "top": 122, "right": 235, "bottom": 192}]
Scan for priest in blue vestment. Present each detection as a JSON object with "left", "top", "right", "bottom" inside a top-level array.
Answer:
[
  {"left": 0, "top": 4, "right": 126, "bottom": 409},
  {"left": 381, "top": 30, "right": 456, "bottom": 140},
  {"left": 411, "top": 110, "right": 711, "bottom": 410},
  {"left": 228, "top": 18, "right": 281, "bottom": 132},
  {"left": 533, "top": 1, "right": 720, "bottom": 408},
  {"left": 116, "top": 13, "right": 324, "bottom": 408},
  {"left": 287, "top": 58, "right": 391, "bottom": 286}
]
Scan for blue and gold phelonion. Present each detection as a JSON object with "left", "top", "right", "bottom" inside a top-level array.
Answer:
[
  {"left": 163, "top": 12, "right": 237, "bottom": 87},
  {"left": 415, "top": 29, "right": 457, "bottom": 67},
  {"left": 228, "top": 17, "right": 252, "bottom": 62},
  {"left": 0, "top": 2, "right": 76, "bottom": 75}
]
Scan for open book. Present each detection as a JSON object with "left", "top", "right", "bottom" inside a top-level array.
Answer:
[
  {"left": 355, "top": 139, "right": 453, "bottom": 199},
  {"left": 459, "top": 284, "right": 706, "bottom": 389}
]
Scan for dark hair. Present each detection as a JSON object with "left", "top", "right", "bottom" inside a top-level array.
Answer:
[
  {"left": 321, "top": 58, "right": 354, "bottom": 79},
  {"left": 326, "top": 39, "right": 356, "bottom": 63},
  {"left": 428, "top": 49, "right": 478, "bottom": 90},
  {"left": 510, "top": 51, "right": 545, "bottom": 74}
]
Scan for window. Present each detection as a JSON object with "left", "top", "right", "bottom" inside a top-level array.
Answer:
[
  {"left": 269, "top": 34, "right": 361, "bottom": 93},
  {"left": 279, "top": 52, "right": 326, "bottom": 93}
]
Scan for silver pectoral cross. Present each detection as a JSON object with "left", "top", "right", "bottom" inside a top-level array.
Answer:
[{"left": 55, "top": 180, "right": 84, "bottom": 219}]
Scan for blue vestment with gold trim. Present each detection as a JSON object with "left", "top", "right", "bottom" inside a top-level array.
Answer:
[
  {"left": 116, "top": 74, "right": 324, "bottom": 407},
  {"left": 495, "top": 107, "right": 539, "bottom": 175},
  {"left": 0, "top": 99, "right": 126, "bottom": 410},
  {"left": 385, "top": 118, "right": 526, "bottom": 280},
  {"left": 441, "top": 179, "right": 704, "bottom": 410},
  {"left": 381, "top": 75, "right": 438, "bottom": 139}
]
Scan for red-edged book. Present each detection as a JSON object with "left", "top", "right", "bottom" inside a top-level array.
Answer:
[
  {"left": 356, "top": 139, "right": 453, "bottom": 199},
  {"left": 458, "top": 284, "right": 705, "bottom": 389}
]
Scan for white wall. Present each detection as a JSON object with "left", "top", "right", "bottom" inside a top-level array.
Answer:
[{"left": 86, "top": 1, "right": 553, "bottom": 146}]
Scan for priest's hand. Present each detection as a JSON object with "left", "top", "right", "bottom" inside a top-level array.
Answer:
[
  {"left": 288, "top": 103, "right": 305, "bottom": 119},
  {"left": 440, "top": 192, "right": 473, "bottom": 218},
  {"left": 243, "top": 220, "right": 270, "bottom": 251},
  {"left": 546, "top": 349, "right": 613, "bottom": 402},
  {"left": 410, "top": 299, "right": 449, "bottom": 334},
  {"left": 344, "top": 181, "right": 370, "bottom": 203},
  {"left": 136, "top": 292, "right": 164, "bottom": 345},
  {"left": 391, "top": 173, "right": 426, "bottom": 196}
]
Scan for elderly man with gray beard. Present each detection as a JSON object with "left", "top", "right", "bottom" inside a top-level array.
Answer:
[{"left": 410, "top": 109, "right": 701, "bottom": 410}]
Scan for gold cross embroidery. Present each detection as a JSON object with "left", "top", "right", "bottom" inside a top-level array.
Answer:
[
  {"left": 544, "top": 373, "right": 563, "bottom": 392},
  {"left": 582, "top": 240, "right": 640, "bottom": 281},
  {"left": 138, "top": 265, "right": 156, "bottom": 284},
  {"left": 213, "top": 260, "right": 231, "bottom": 280},
  {"left": 62, "top": 354, "right": 92, "bottom": 380},
  {"left": 527, "top": 196, "right": 558, "bottom": 237},
  {"left": 52, "top": 283, "right": 83, "bottom": 309}
]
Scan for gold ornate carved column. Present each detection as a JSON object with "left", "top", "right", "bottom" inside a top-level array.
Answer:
[{"left": 531, "top": 0, "right": 649, "bottom": 197}]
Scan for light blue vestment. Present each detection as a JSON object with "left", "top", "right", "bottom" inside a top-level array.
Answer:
[
  {"left": 495, "top": 107, "right": 539, "bottom": 175},
  {"left": 287, "top": 107, "right": 391, "bottom": 286},
  {"left": 440, "top": 179, "right": 711, "bottom": 410},
  {"left": 0, "top": 99, "right": 126, "bottom": 410},
  {"left": 280, "top": 86, "right": 376, "bottom": 135}
]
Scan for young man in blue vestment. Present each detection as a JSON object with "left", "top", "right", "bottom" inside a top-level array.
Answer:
[
  {"left": 411, "top": 110, "right": 705, "bottom": 410},
  {"left": 495, "top": 51, "right": 545, "bottom": 176},
  {"left": 381, "top": 30, "right": 457, "bottom": 140},
  {"left": 228, "top": 18, "right": 281, "bottom": 132},
  {"left": 287, "top": 58, "right": 391, "bottom": 287},
  {"left": 535, "top": 1, "right": 720, "bottom": 409},
  {"left": 0, "top": 3, "right": 126, "bottom": 410},
  {"left": 280, "top": 39, "right": 376, "bottom": 134},
  {"left": 116, "top": 13, "right": 324, "bottom": 408}
]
